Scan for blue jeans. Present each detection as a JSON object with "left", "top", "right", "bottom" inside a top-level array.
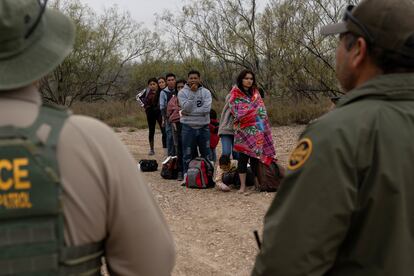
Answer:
[
  {"left": 165, "top": 122, "right": 175, "bottom": 156},
  {"left": 181, "top": 124, "right": 210, "bottom": 173},
  {"left": 171, "top": 122, "right": 183, "bottom": 173},
  {"left": 220, "top": 134, "right": 238, "bottom": 160}
]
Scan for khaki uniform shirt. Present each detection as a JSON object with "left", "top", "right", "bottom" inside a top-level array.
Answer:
[
  {"left": 0, "top": 86, "right": 175, "bottom": 276},
  {"left": 252, "top": 73, "right": 414, "bottom": 276}
]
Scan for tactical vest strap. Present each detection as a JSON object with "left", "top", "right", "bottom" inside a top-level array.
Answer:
[
  {"left": 0, "top": 126, "right": 26, "bottom": 140},
  {"left": 60, "top": 241, "right": 105, "bottom": 276},
  {"left": 0, "top": 104, "right": 69, "bottom": 173},
  {"left": 23, "top": 104, "right": 70, "bottom": 173}
]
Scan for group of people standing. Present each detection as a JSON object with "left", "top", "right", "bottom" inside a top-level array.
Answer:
[
  {"left": 139, "top": 70, "right": 214, "bottom": 181},
  {"left": 3, "top": 0, "right": 414, "bottom": 275},
  {"left": 139, "top": 68, "right": 276, "bottom": 191}
]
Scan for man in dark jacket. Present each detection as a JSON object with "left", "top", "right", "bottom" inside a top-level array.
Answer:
[{"left": 252, "top": 0, "right": 414, "bottom": 275}]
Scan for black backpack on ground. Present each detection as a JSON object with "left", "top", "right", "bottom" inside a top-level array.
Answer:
[
  {"left": 138, "top": 159, "right": 158, "bottom": 172},
  {"left": 222, "top": 167, "right": 254, "bottom": 187},
  {"left": 161, "top": 156, "right": 178, "bottom": 179}
]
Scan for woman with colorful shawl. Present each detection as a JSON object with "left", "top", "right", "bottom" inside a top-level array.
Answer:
[{"left": 229, "top": 69, "right": 276, "bottom": 192}]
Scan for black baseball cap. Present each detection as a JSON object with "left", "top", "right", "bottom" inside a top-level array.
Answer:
[{"left": 321, "top": 0, "right": 414, "bottom": 59}]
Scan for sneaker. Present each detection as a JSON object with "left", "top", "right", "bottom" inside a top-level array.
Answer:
[
  {"left": 180, "top": 173, "right": 187, "bottom": 186},
  {"left": 148, "top": 149, "right": 155, "bottom": 155},
  {"left": 177, "top": 172, "right": 183, "bottom": 181}
]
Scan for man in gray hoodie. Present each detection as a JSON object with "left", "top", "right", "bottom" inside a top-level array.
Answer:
[{"left": 178, "top": 70, "right": 212, "bottom": 174}]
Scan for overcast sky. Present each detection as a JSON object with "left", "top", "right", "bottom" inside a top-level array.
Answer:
[
  {"left": 81, "top": 0, "right": 190, "bottom": 28},
  {"left": 80, "top": 0, "right": 267, "bottom": 29}
]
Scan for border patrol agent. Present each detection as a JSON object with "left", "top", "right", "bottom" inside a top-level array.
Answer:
[
  {"left": 252, "top": 0, "right": 414, "bottom": 275},
  {"left": 0, "top": 0, "right": 175, "bottom": 275}
]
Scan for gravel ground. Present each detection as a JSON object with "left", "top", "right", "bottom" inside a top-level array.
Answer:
[{"left": 116, "top": 125, "right": 305, "bottom": 276}]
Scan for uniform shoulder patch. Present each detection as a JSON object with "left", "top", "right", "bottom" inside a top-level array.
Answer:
[{"left": 288, "top": 138, "right": 313, "bottom": 170}]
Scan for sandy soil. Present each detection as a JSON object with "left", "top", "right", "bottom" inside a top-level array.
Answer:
[{"left": 116, "top": 125, "right": 305, "bottom": 276}]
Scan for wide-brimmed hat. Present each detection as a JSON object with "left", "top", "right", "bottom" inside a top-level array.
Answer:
[
  {"left": 320, "top": 0, "right": 414, "bottom": 59},
  {"left": 0, "top": 0, "right": 75, "bottom": 90}
]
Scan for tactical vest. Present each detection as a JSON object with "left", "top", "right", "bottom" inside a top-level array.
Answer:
[{"left": 0, "top": 104, "right": 104, "bottom": 275}]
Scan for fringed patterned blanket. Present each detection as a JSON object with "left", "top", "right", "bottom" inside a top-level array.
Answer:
[{"left": 229, "top": 86, "right": 275, "bottom": 165}]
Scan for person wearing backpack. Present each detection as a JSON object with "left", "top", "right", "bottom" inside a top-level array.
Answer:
[
  {"left": 166, "top": 79, "right": 186, "bottom": 181},
  {"left": 0, "top": 1, "right": 175, "bottom": 275}
]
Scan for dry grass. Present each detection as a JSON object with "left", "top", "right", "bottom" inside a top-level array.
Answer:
[
  {"left": 70, "top": 98, "right": 331, "bottom": 128},
  {"left": 266, "top": 98, "right": 331, "bottom": 125},
  {"left": 71, "top": 100, "right": 148, "bottom": 129}
]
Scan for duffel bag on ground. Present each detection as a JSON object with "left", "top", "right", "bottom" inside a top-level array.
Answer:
[
  {"left": 138, "top": 159, "right": 158, "bottom": 172},
  {"left": 186, "top": 157, "right": 215, "bottom": 189},
  {"left": 256, "top": 159, "right": 285, "bottom": 192}
]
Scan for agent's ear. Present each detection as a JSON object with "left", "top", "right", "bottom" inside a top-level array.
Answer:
[{"left": 351, "top": 37, "right": 368, "bottom": 68}]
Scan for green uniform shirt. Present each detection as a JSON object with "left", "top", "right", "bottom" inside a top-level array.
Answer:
[{"left": 252, "top": 73, "right": 414, "bottom": 276}]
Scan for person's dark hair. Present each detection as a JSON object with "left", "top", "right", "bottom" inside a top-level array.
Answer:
[
  {"left": 219, "top": 155, "right": 231, "bottom": 166},
  {"left": 166, "top": 73, "right": 176, "bottom": 80},
  {"left": 236, "top": 69, "right": 257, "bottom": 92},
  {"left": 341, "top": 32, "right": 359, "bottom": 51},
  {"left": 176, "top": 79, "right": 186, "bottom": 86},
  {"left": 147, "top": 77, "right": 158, "bottom": 85},
  {"left": 157, "top": 76, "right": 166, "bottom": 82},
  {"left": 188, "top": 70, "right": 201, "bottom": 77},
  {"left": 342, "top": 32, "right": 414, "bottom": 73},
  {"left": 210, "top": 109, "right": 217, "bottom": 120},
  {"left": 258, "top": 87, "right": 265, "bottom": 98}
]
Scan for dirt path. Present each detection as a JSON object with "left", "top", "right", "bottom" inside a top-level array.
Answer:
[{"left": 116, "top": 125, "right": 305, "bottom": 276}]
